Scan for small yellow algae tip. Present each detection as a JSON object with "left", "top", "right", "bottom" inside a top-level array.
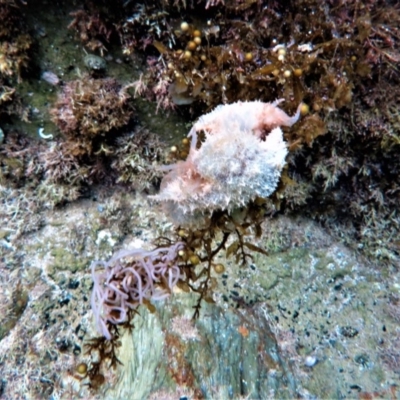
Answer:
[
  {"left": 300, "top": 103, "right": 310, "bottom": 115},
  {"left": 180, "top": 21, "right": 189, "bottom": 31}
]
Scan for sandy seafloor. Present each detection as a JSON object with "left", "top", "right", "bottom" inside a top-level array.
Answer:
[{"left": 1, "top": 1, "right": 400, "bottom": 399}]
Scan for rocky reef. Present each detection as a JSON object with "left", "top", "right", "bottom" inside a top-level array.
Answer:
[{"left": 0, "top": 0, "right": 400, "bottom": 398}]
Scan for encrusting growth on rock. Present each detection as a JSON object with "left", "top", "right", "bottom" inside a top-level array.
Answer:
[{"left": 152, "top": 99, "right": 301, "bottom": 226}]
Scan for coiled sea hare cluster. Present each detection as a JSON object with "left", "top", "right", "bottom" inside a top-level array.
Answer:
[
  {"left": 91, "top": 242, "right": 184, "bottom": 340},
  {"left": 152, "top": 99, "right": 301, "bottom": 226}
]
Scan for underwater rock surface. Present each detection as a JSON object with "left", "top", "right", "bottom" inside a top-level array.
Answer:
[
  {"left": 1, "top": 190, "right": 399, "bottom": 399},
  {"left": 109, "top": 295, "right": 297, "bottom": 399}
]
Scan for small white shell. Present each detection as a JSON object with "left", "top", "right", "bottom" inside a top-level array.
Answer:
[
  {"left": 304, "top": 355, "right": 318, "bottom": 367},
  {"left": 38, "top": 127, "right": 53, "bottom": 140}
]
